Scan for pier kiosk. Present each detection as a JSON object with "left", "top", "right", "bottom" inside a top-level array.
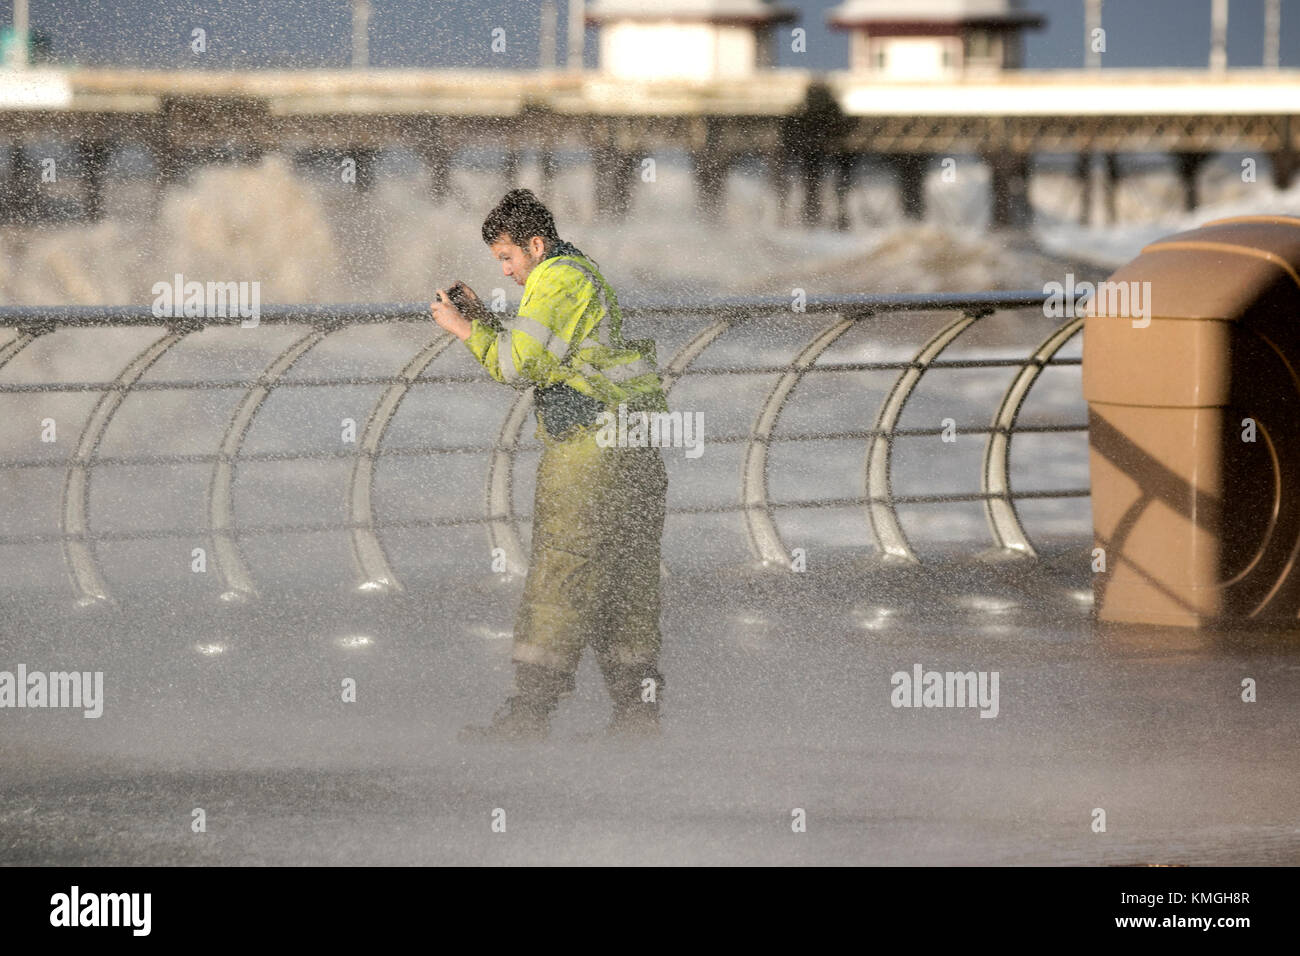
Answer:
[{"left": 586, "top": 0, "right": 796, "bottom": 81}]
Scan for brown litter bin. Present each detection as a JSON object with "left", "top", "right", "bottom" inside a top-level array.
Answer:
[{"left": 1083, "top": 215, "right": 1300, "bottom": 628}]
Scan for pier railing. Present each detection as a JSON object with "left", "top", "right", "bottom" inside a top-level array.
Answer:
[{"left": 0, "top": 291, "right": 1088, "bottom": 604}]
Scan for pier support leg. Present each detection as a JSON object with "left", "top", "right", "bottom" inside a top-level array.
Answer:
[
  {"left": 1076, "top": 152, "right": 1093, "bottom": 226},
  {"left": 422, "top": 143, "right": 452, "bottom": 205},
  {"left": 591, "top": 146, "right": 608, "bottom": 219},
  {"left": 351, "top": 147, "right": 378, "bottom": 192},
  {"left": 768, "top": 149, "right": 792, "bottom": 227},
  {"left": 290, "top": 148, "right": 321, "bottom": 178},
  {"left": 503, "top": 147, "right": 520, "bottom": 188},
  {"left": 988, "top": 152, "right": 1031, "bottom": 229},
  {"left": 1103, "top": 153, "right": 1120, "bottom": 225},
  {"left": 76, "top": 139, "right": 112, "bottom": 223},
  {"left": 592, "top": 146, "right": 635, "bottom": 221},
  {"left": 1175, "top": 152, "right": 1208, "bottom": 212},
  {"left": 834, "top": 152, "right": 856, "bottom": 231},
  {"left": 799, "top": 152, "right": 825, "bottom": 228},
  {"left": 0, "top": 144, "right": 36, "bottom": 224},
  {"left": 611, "top": 150, "right": 635, "bottom": 219},
  {"left": 693, "top": 132, "right": 728, "bottom": 225},
  {"left": 539, "top": 146, "right": 557, "bottom": 200},
  {"left": 891, "top": 153, "right": 927, "bottom": 222},
  {"left": 150, "top": 137, "right": 186, "bottom": 188},
  {"left": 411, "top": 117, "right": 452, "bottom": 205},
  {"left": 1270, "top": 149, "right": 1297, "bottom": 191},
  {"left": 837, "top": 152, "right": 857, "bottom": 231}
]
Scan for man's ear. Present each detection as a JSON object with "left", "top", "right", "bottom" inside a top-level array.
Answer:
[{"left": 530, "top": 236, "right": 547, "bottom": 259}]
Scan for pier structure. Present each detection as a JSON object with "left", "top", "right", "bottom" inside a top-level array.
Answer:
[{"left": 0, "top": 12, "right": 1296, "bottom": 230}]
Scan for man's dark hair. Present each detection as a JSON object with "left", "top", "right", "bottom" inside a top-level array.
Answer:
[{"left": 481, "top": 188, "right": 560, "bottom": 249}]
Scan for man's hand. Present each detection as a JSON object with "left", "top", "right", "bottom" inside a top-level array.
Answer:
[
  {"left": 452, "top": 282, "right": 483, "bottom": 309},
  {"left": 450, "top": 282, "right": 495, "bottom": 324},
  {"left": 431, "top": 288, "right": 474, "bottom": 342}
]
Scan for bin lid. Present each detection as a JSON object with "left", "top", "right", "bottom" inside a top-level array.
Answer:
[
  {"left": 1094, "top": 215, "right": 1300, "bottom": 323},
  {"left": 1082, "top": 216, "right": 1300, "bottom": 407}
]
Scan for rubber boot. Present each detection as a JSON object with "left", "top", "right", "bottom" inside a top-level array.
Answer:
[
  {"left": 606, "top": 666, "right": 664, "bottom": 738},
  {"left": 458, "top": 662, "right": 570, "bottom": 743}
]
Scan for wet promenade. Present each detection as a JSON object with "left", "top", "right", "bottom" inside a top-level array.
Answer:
[{"left": 3, "top": 547, "right": 1296, "bottom": 866}]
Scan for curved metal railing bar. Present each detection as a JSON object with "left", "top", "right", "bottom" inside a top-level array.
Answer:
[
  {"left": 649, "top": 316, "right": 737, "bottom": 578},
  {"left": 0, "top": 330, "right": 37, "bottom": 371},
  {"left": 659, "top": 319, "right": 735, "bottom": 391},
  {"left": 349, "top": 332, "right": 457, "bottom": 593},
  {"left": 484, "top": 387, "right": 537, "bottom": 580},
  {"left": 864, "top": 310, "right": 986, "bottom": 563},
  {"left": 209, "top": 327, "right": 338, "bottom": 603},
  {"left": 742, "top": 315, "right": 862, "bottom": 568},
  {"left": 981, "top": 316, "right": 1086, "bottom": 558},
  {"left": 61, "top": 328, "right": 193, "bottom": 604}
]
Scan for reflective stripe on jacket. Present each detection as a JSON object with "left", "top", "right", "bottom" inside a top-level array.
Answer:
[{"left": 464, "top": 243, "right": 669, "bottom": 413}]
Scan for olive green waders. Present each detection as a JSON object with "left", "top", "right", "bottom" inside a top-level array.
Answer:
[{"left": 460, "top": 410, "right": 668, "bottom": 741}]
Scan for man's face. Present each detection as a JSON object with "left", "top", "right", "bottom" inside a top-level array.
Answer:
[{"left": 489, "top": 234, "right": 547, "bottom": 286}]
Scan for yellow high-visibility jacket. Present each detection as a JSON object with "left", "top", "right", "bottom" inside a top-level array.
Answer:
[{"left": 464, "top": 242, "right": 669, "bottom": 413}]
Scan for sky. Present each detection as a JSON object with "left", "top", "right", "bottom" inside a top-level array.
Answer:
[{"left": 2, "top": 0, "right": 1298, "bottom": 70}]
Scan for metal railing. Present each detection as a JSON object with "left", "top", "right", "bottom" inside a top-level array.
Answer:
[{"left": 0, "top": 292, "right": 1088, "bottom": 604}]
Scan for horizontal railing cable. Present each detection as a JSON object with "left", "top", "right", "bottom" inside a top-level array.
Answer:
[
  {"left": 0, "top": 291, "right": 1066, "bottom": 330},
  {"left": 0, "top": 489, "right": 1091, "bottom": 549}
]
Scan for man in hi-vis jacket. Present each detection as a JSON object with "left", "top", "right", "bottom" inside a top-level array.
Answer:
[{"left": 430, "top": 188, "right": 670, "bottom": 741}]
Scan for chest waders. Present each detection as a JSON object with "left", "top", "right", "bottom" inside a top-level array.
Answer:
[{"left": 460, "top": 409, "right": 668, "bottom": 742}]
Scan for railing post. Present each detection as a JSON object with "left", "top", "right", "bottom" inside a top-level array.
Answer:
[
  {"left": 743, "top": 314, "right": 857, "bottom": 570},
  {"left": 981, "top": 317, "right": 1085, "bottom": 558},
  {"left": 864, "top": 310, "right": 983, "bottom": 563}
]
